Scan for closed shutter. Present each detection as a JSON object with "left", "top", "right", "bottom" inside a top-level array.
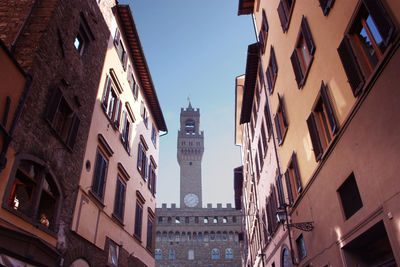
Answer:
[
  {"left": 290, "top": 50, "right": 303, "bottom": 88},
  {"left": 320, "top": 82, "right": 337, "bottom": 135},
  {"left": 319, "top": 0, "right": 334, "bottom": 15},
  {"left": 137, "top": 143, "right": 143, "bottom": 172},
  {"left": 276, "top": 174, "right": 285, "bottom": 208},
  {"left": 337, "top": 36, "right": 364, "bottom": 96},
  {"left": 363, "top": 0, "right": 394, "bottom": 46},
  {"left": 102, "top": 76, "right": 111, "bottom": 109},
  {"left": 114, "top": 28, "right": 120, "bottom": 47},
  {"left": 153, "top": 173, "right": 157, "bottom": 195},
  {"left": 266, "top": 67, "right": 273, "bottom": 94},
  {"left": 307, "top": 113, "right": 323, "bottom": 161},
  {"left": 148, "top": 164, "right": 153, "bottom": 190},
  {"left": 262, "top": 9, "right": 269, "bottom": 34},
  {"left": 274, "top": 115, "right": 282, "bottom": 144},
  {"left": 277, "top": 1, "right": 288, "bottom": 32},
  {"left": 119, "top": 181, "right": 126, "bottom": 220},
  {"left": 147, "top": 218, "right": 153, "bottom": 249},
  {"left": 92, "top": 152, "right": 103, "bottom": 196},
  {"left": 135, "top": 204, "right": 143, "bottom": 238},
  {"left": 259, "top": 31, "right": 265, "bottom": 53},
  {"left": 143, "top": 155, "right": 148, "bottom": 181},
  {"left": 98, "top": 154, "right": 108, "bottom": 200},
  {"left": 114, "top": 99, "right": 121, "bottom": 129},
  {"left": 45, "top": 87, "right": 62, "bottom": 124},
  {"left": 291, "top": 153, "right": 302, "bottom": 193},
  {"left": 278, "top": 94, "right": 288, "bottom": 128},
  {"left": 285, "top": 170, "right": 294, "bottom": 205},
  {"left": 264, "top": 104, "right": 273, "bottom": 137},
  {"left": 114, "top": 179, "right": 122, "bottom": 218},
  {"left": 301, "top": 16, "right": 315, "bottom": 55},
  {"left": 271, "top": 46, "right": 278, "bottom": 76},
  {"left": 67, "top": 114, "right": 80, "bottom": 149}
]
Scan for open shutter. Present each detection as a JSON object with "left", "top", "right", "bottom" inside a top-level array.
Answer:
[
  {"left": 45, "top": 87, "right": 62, "bottom": 124},
  {"left": 337, "top": 36, "right": 364, "bottom": 96},
  {"left": 301, "top": 16, "right": 315, "bottom": 55},
  {"left": 259, "top": 31, "right": 265, "bottom": 53},
  {"left": 153, "top": 173, "right": 157, "bottom": 195},
  {"left": 319, "top": 0, "right": 334, "bottom": 15},
  {"left": 148, "top": 164, "right": 152, "bottom": 190},
  {"left": 271, "top": 47, "right": 278, "bottom": 76},
  {"left": 276, "top": 174, "right": 285, "bottom": 208},
  {"left": 291, "top": 153, "right": 302, "bottom": 193},
  {"left": 102, "top": 76, "right": 111, "bottom": 109},
  {"left": 113, "top": 28, "right": 120, "bottom": 47},
  {"left": 266, "top": 67, "right": 273, "bottom": 94},
  {"left": 278, "top": 95, "right": 288, "bottom": 128},
  {"left": 284, "top": 170, "right": 294, "bottom": 205},
  {"left": 307, "top": 113, "right": 323, "bottom": 161},
  {"left": 121, "top": 111, "right": 127, "bottom": 143},
  {"left": 120, "top": 182, "right": 126, "bottom": 219},
  {"left": 274, "top": 115, "right": 282, "bottom": 144},
  {"left": 143, "top": 156, "right": 148, "bottom": 181},
  {"left": 123, "top": 52, "right": 128, "bottom": 70},
  {"left": 363, "top": 0, "right": 394, "bottom": 46},
  {"left": 114, "top": 180, "right": 121, "bottom": 217},
  {"left": 114, "top": 99, "right": 122, "bottom": 130},
  {"left": 137, "top": 143, "right": 143, "bottom": 172},
  {"left": 290, "top": 50, "right": 303, "bottom": 88},
  {"left": 262, "top": 9, "right": 269, "bottom": 34},
  {"left": 320, "top": 82, "right": 337, "bottom": 135},
  {"left": 67, "top": 114, "right": 80, "bottom": 149},
  {"left": 277, "top": 1, "right": 288, "bottom": 32},
  {"left": 98, "top": 155, "right": 108, "bottom": 200}
]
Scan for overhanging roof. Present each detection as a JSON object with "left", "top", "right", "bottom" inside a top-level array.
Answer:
[
  {"left": 239, "top": 43, "right": 259, "bottom": 124},
  {"left": 238, "top": 0, "right": 255, "bottom": 15},
  {"left": 116, "top": 5, "right": 167, "bottom": 132}
]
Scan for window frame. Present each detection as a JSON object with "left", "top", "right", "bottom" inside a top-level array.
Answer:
[
  {"left": 114, "top": 28, "right": 128, "bottom": 70},
  {"left": 112, "top": 175, "right": 126, "bottom": 223},
  {"left": 134, "top": 201, "right": 143, "bottom": 240},
  {"left": 146, "top": 215, "right": 154, "bottom": 251},
  {"left": 277, "top": 0, "right": 295, "bottom": 33},
  {"left": 91, "top": 148, "right": 109, "bottom": 202},
  {"left": 101, "top": 75, "right": 122, "bottom": 130},
  {"left": 284, "top": 153, "right": 302, "bottom": 205},
  {"left": 266, "top": 46, "right": 278, "bottom": 94}
]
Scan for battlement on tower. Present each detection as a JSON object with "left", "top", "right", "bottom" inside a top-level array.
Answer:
[{"left": 159, "top": 203, "right": 234, "bottom": 210}]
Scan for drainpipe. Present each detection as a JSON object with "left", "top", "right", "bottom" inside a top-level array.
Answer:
[{"left": 10, "top": 0, "right": 39, "bottom": 54}]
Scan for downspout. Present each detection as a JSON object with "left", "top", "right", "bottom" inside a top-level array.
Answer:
[{"left": 10, "top": 0, "right": 39, "bottom": 54}]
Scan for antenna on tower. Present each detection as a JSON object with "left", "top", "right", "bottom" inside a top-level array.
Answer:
[{"left": 187, "top": 96, "right": 192, "bottom": 109}]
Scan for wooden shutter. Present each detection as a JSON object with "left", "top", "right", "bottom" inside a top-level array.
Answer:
[
  {"left": 121, "top": 111, "right": 127, "bottom": 143},
  {"left": 264, "top": 104, "right": 273, "bottom": 137},
  {"left": 284, "top": 170, "right": 294, "bottom": 205},
  {"left": 271, "top": 46, "right": 278, "bottom": 76},
  {"left": 290, "top": 50, "right": 303, "bottom": 88},
  {"left": 147, "top": 218, "right": 153, "bottom": 249},
  {"left": 307, "top": 113, "right": 323, "bottom": 161},
  {"left": 45, "top": 87, "right": 62, "bottom": 124},
  {"left": 276, "top": 174, "right": 285, "bottom": 207},
  {"left": 119, "top": 180, "right": 126, "bottom": 219},
  {"left": 266, "top": 67, "right": 273, "bottom": 94},
  {"left": 262, "top": 9, "right": 269, "bottom": 34},
  {"left": 153, "top": 173, "right": 157, "bottom": 195},
  {"left": 98, "top": 154, "right": 108, "bottom": 200},
  {"left": 137, "top": 143, "right": 143, "bottom": 172},
  {"left": 259, "top": 31, "right": 265, "bottom": 53},
  {"left": 291, "top": 153, "right": 302, "bottom": 193},
  {"left": 337, "top": 36, "right": 364, "bottom": 96},
  {"left": 319, "top": 0, "right": 334, "bottom": 15},
  {"left": 277, "top": 1, "right": 288, "bottom": 32},
  {"left": 143, "top": 155, "right": 148, "bottom": 181},
  {"left": 363, "top": 0, "right": 394, "bottom": 46},
  {"left": 102, "top": 76, "right": 111, "bottom": 109},
  {"left": 274, "top": 115, "right": 282, "bottom": 144},
  {"left": 278, "top": 94, "right": 288, "bottom": 128},
  {"left": 67, "top": 114, "right": 80, "bottom": 149},
  {"left": 92, "top": 152, "right": 103, "bottom": 196},
  {"left": 114, "top": 28, "right": 120, "bottom": 47},
  {"left": 114, "top": 99, "right": 122, "bottom": 130},
  {"left": 123, "top": 52, "right": 128, "bottom": 70},
  {"left": 148, "top": 164, "right": 153, "bottom": 190},
  {"left": 301, "top": 16, "right": 315, "bottom": 55},
  {"left": 320, "top": 82, "right": 337, "bottom": 135}
]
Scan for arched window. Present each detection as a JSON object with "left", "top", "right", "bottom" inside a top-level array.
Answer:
[
  {"left": 198, "top": 232, "right": 203, "bottom": 241},
  {"left": 162, "top": 231, "right": 167, "bottom": 241},
  {"left": 193, "top": 232, "right": 197, "bottom": 241},
  {"left": 211, "top": 248, "right": 220, "bottom": 259},
  {"left": 175, "top": 231, "right": 180, "bottom": 242},
  {"left": 229, "top": 231, "right": 234, "bottom": 241},
  {"left": 168, "top": 231, "right": 174, "bottom": 241},
  {"left": 223, "top": 217, "right": 228, "bottom": 223},
  {"left": 155, "top": 249, "right": 162, "bottom": 260},
  {"left": 187, "top": 232, "right": 192, "bottom": 241},
  {"left": 4, "top": 155, "right": 62, "bottom": 232},
  {"left": 204, "top": 231, "right": 209, "bottom": 242},
  {"left": 185, "top": 119, "right": 196, "bottom": 134},
  {"left": 222, "top": 231, "right": 227, "bottom": 241},
  {"left": 234, "top": 232, "right": 239, "bottom": 242},
  {"left": 216, "top": 231, "right": 221, "bottom": 241},
  {"left": 156, "top": 231, "right": 161, "bottom": 241},
  {"left": 210, "top": 231, "right": 215, "bottom": 241},
  {"left": 225, "top": 248, "right": 234, "bottom": 259},
  {"left": 281, "top": 247, "right": 293, "bottom": 267},
  {"left": 181, "top": 232, "right": 186, "bottom": 242}
]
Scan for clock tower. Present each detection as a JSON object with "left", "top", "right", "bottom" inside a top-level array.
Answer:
[{"left": 177, "top": 101, "right": 204, "bottom": 208}]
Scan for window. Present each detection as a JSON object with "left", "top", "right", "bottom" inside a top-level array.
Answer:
[
  {"left": 266, "top": 185, "right": 279, "bottom": 235},
  {"left": 338, "top": 172, "right": 363, "bottom": 219},
  {"left": 101, "top": 75, "right": 122, "bottom": 129},
  {"left": 198, "top": 232, "right": 202, "bottom": 241},
  {"left": 204, "top": 231, "right": 209, "bottom": 242},
  {"left": 194, "top": 216, "right": 199, "bottom": 223},
  {"left": 185, "top": 119, "right": 196, "bottom": 135},
  {"left": 284, "top": 153, "right": 302, "bottom": 205},
  {"left": 74, "top": 29, "right": 86, "bottom": 55},
  {"left": 255, "top": 151, "right": 260, "bottom": 180},
  {"left": 91, "top": 149, "right": 108, "bottom": 201},
  {"left": 338, "top": 0, "right": 395, "bottom": 97},
  {"left": 274, "top": 94, "right": 288, "bottom": 145},
  {"left": 222, "top": 217, "right": 227, "bottom": 223},
  {"left": 146, "top": 216, "right": 154, "bottom": 250},
  {"left": 162, "top": 231, "right": 167, "bottom": 241},
  {"left": 213, "top": 217, "right": 218, "bottom": 223},
  {"left": 108, "top": 240, "right": 119, "bottom": 266},
  {"left": 319, "top": 0, "right": 335, "bottom": 16},
  {"left": 264, "top": 102, "right": 273, "bottom": 137},
  {"left": 188, "top": 250, "right": 194, "bottom": 260},
  {"left": 211, "top": 248, "right": 220, "bottom": 259},
  {"left": 232, "top": 216, "right": 237, "bottom": 223},
  {"left": 258, "top": 139, "right": 264, "bottom": 169},
  {"left": 204, "top": 217, "right": 208, "bottom": 223},
  {"left": 121, "top": 107, "right": 133, "bottom": 153},
  {"left": 127, "top": 65, "right": 138, "bottom": 99},
  {"left": 291, "top": 16, "right": 315, "bottom": 88},
  {"left": 5, "top": 157, "right": 62, "bottom": 232},
  {"left": 277, "top": 0, "right": 295, "bottom": 32},
  {"left": 151, "top": 125, "right": 157, "bottom": 147},
  {"left": 137, "top": 142, "right": 148, "bottom": 181},
  {"left": 169, "top": 250, "right": 175, "bottom": 260},
  {"left": 155, "top": 249, "right": 162, "bottom": 260},
  {"left": 296, "top": 234, "right": 307, "bottom": 260},
  {"left": 113, "top": 176, "right": 126, "bottom": 222},
  {"left": 185, "top": 217, "right": 190, "bottom": 223},
  {"left": 45, "top": 88, "right": 80, "bottom": 150},
  {"left": 222, "top": 231, "right": 227, "bottom": 241},
  {"left": 167, "top": 217, "right": 172, "bottom": 223},
  {"left": 276, "top": 174, "right": 285, "bottom": 208},
  {"left": 141, "top": 101, "right": 148, "bottom": 128},
  {"left": 175, "top": 217, "right": 180, "bottom": 223},
  {"left": 134, "top": 201, "right": 143, "bottom": 239},
  {"left": 216, "top": 231, "right": 221, "bottom": 241},
  {"left": 210, "top": 231, "right": 215, "bottom": 241},
  {"left": 259, "top": 9, "right": 269, "bottom": 53},
  {"left": 74, "top": 15, "right": 92, "bottom": 56},
  {"left": 225, "top": 248, "right": 234, "bottom": 259},
  {"left": 260, "top": 122, "right": 268, "bottom": 155},
  {"left": 148, "top": 161, "right": 156, "bottom": 195},
  {"left": 307, "top": 82, "right": 337, "bottom": 161},
  {"left": 266, "top": 46, "right": 278, "bottom": 94},
  {"left": 114, "top": 28, "right": 128, "bottom": 70},
  {"left": 158, "top": 217, "right": 163, "bottom": 224}
]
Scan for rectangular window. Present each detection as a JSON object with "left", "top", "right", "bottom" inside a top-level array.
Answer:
[
  {"left": 134, "top": 202, "right": 143, "bottom": 239},
  {"left": 155, "top": 249, "right": 162, "bottom": 260},
  {"left": 146, "top": 216, "right": 154, "bottom": 250},
  {"left": 266, "top": 46, "right": 278, "bottom": 94},
  {"left": 337, "top": 0, "right": 395, "bottom": 97},
  {"left": 259, "top": 9, "right": 269, "bottom": 53},
  {"left": 296, "top": 234, "right": 307, "bottom": 260},
  {"left": 102, "top": 75, "right": 122, "bottom": 129},
  {"left": 266, "top": 185, "right": 279, "bottom": 235},
  {"left": 92, "top": 149, "right": 108, "bottom": 201},
  {"left": 114, "top": 28, "right": 127, "bottom": 70},
  {"left": 137, "top": 142, "right": 148, "bottom": 180},
  {"left": 188, "top": 249, "right": 194, "bottom": 260},
  {"left": 151, "top": 125, "right": 157, "bottom": 147},
  {"left": 290, "top": 16, "right": 315, "bottom": 88},
  {"left": 277, "top": 0, "right": 295, "bottom": 32},
  {"left": 307, "top": 82, "right": 337, "bottom": 161},
  {"left": 141, "top": 101, "right": 148, "bottom": 128},
  {"left": 284, "top": 153, "right": 302, "bottom": 205},
  {"left": 338, "top": 172, "right": 363, "bottom": 219},
  {"left": 45, "top": 88, "right": 80, "bottom": 149},
  {"left": 147, "top": 161, "right": 156, "bottom": 194},
  {"left": 275, "top": 174, "right": 285, "bottom": 207},
  {"left": 274, "top": 94, "right": 288, "bottom": 145},
  {"left": 113, "top": 176, "right": 126, "bottom": 222},
  {"left": 74, "top": 15, "right": 93, "bottom": 56}
]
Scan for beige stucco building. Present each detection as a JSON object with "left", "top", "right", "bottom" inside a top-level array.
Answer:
[{"left": 236, "top": 0, "right": 400, "bottom": 266}]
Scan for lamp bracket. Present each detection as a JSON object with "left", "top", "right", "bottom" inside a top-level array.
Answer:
[{"left": 287, "top": 221, "right": 314, "bottom": 232}]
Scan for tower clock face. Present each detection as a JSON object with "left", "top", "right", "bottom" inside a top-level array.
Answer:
[{"left": 184, "top": 193, "right": 199, "bottom": 207}]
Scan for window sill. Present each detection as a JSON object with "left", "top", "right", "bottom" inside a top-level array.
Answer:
[
  {"left": 111, "top": 213, "right": 125, "bottom": 227},
  {"left": 88, "top": 190, "right": 105, "bottom": 209}
]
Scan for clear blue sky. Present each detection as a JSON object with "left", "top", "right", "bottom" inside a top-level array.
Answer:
[{"left": 121, "top": 0, "right": 255, "bottom": 207}]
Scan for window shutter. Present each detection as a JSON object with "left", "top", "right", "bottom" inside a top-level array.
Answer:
[
  {"left": 319, "top": 0, "right": 334, "bottom": 15},
  {"left": 137, "top": 143, "right": 143, "bottom": 172},
  {"left": 258, "top": 31, "right": 265, "bottom": 53},
  {"left": 262, "top": 9, "right": 269, "bottom": 34},
  {"left": 92, "top": 152, "right": 103, "bottom": 196},
  {"left": 277, "top": 1, "right": 288, "bottom": 32},
  {"left": 284, "top": 170, "right": 294, "bottom": 205},
  {"left": 114, "top": 99, "right": 122, "bottom": 130},
  {"left": 337, "top": 36, "right": 364, "bottom": 97},
  {"left": 114, "top": 28, "right": 120, "bottom": 47},
  {"left": 290, "top": 50, "right": 303, "bottom": 88},
  {"left": 291, "top": 153, "right": 302, "bottom": 193},
  {"left": 102, "top": 76, "right": 111, "bottom": 109},
  {"left": 67, "top": 114, "right": 80, "bottom": 149},
  {"left": 363, "top": 0, "right": 394, "bottom": 46},
  {"left": 301, "top": 16, "right": 315, "bottom": 55},
  {"left": 121, "top": 111, "right": 127, "bottom": 142},
  {"left": 143, "top": 155, "right": 148, "bottom": 181},
  {"left": 45, "top": 87, "right": 62, "bottom": 124},
  {"left": 275, "top": 174, "right": 285, "bottom": 208},
  {"left": 274, "top": 115, "right": 282, "bottom": 144},
  {"left": 120, "top": 182, "right": 125, "bottom": 219},
  {"left": 98, "top": 155, "right": 107, "bottom": 200},
  {"left": 123, "top": 52, "right": 128, "bottom": 70},
  {"left": 320, "top": 82, "right": 337, "bottom": 135},
  {"left": 266, "top": 67, "right": 273, "bottom": 94},
  {"left": 306, "top": 113, "right": 323, "bottom": 161},
  {"left": 264, "top": 104, "right": 273, "bottom": 137},
  {"left": 271, "top": 47, "right": 278, "bottom": 76},
  {"left": 114, "top": 180, "right": 121, "bottom": 216},
  {"left": 148, "top": 164, "right": 152, "bottom": 190},
  {"left": 278, "top": 94, "right": 288, "bottom": 128},
  {"left": 153, "top": 173, "right": 157, "bottom": 195}
]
